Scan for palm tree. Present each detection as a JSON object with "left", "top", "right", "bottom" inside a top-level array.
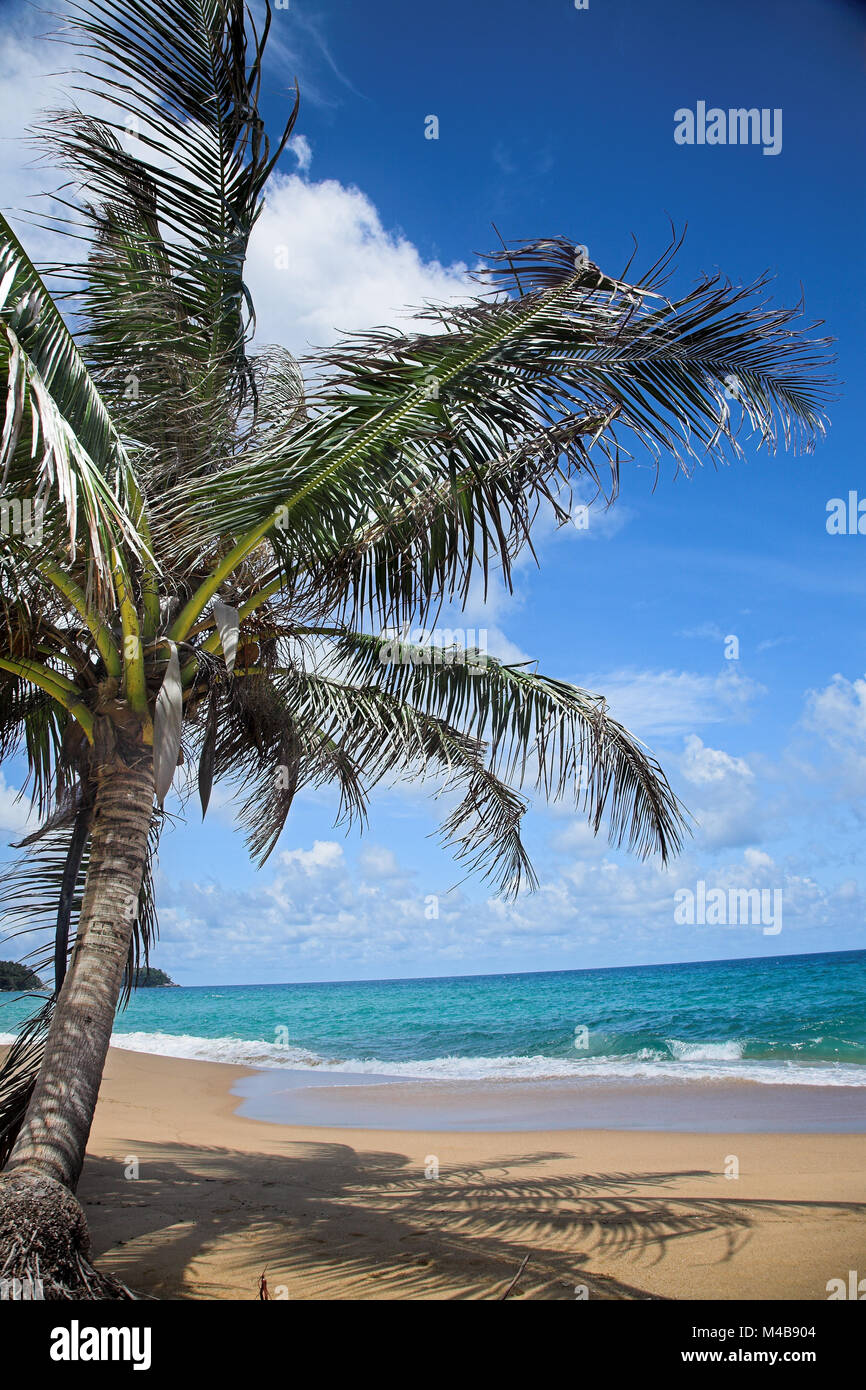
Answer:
[{"left": 0, "top": 0, "right": 831, "bottom": 1298}]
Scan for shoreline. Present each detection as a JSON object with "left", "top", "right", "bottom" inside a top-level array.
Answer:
[
  {"left": 231, "top": 1066, "right": 866, "bottom": 1132},
  {"left": 70, "top": 1046, "right": 866, "bottom": 1299}
]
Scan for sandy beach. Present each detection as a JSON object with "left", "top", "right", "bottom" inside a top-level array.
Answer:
[{"left": 67, "top": 1047, "right": 866, "bottom": 1300}]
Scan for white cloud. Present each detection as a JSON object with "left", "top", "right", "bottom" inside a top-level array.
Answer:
[
  {"left": 289, "top": 134, "right": 312, "bottom": 173},
  {"left": 152, "top": 792, "right": 858, "bottom": 980},
  {"left": 743, "top": 847, "right": 773, "bottom": 872},
  {"left": 245, "top": 172, "right": 476, "bottom": 356},
  {"left": 804, "top": 673, "right": 866, "bottom": 749},
  {"left": 0, "top": 772, "right": 31, "bottom": 837},
  {"left": 801, "top": 673, "right": 866, "bottom": 795},
  {"left": 278, "top": 839, "right": 343, "bottom": 875},
  {"left": 581, "top": 667, "right": 765, "bottom": 738},
  {"left": 565, "top": 489, "right": 634, "bottom": 543},
  {"left": 359, "top": 844, "right": 401, "bottom": 878},
  {"left": 676, "top": 735, "right": 758, "bottom": 850},
  {"left": 680, "top": 733, "right": 753, "bottom": 786}
]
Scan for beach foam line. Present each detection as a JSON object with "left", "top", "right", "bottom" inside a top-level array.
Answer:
[
  {"left": 82, "top": 1030, "right": 866, "bottom": 1086},
  {"left": 4, "top": 1028, "right": 865, "bottom": 1086},
  {"left": 108, "top": 1030, "right": 323, "bottom": 1069}
]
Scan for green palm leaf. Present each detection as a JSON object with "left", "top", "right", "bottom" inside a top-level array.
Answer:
[
  {"left": 0, "top": 215, "right": 142, "bottom": 582},
  {"left": 158, "top": 236, "right": 832, "bottom": 632},
  {"left": 39, "top": 0, "right": 298, "bottom": 478},
  {"left": 325, "top": 628, "right": 688, "bottom": 864}
]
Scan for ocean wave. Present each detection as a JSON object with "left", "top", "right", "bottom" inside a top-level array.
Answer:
[
  {"left": 89, "top": 1030, "right": 866, "bottom": 1087},
  {"left": 5, "top": 1027, "right": 864, "bottom": 1086},
  {"left": 667, "top": 1040, "right": 744, "bottom": 1062},
  {"left": 108, "top": 1030, "right": 323, "bottom": 1069}
]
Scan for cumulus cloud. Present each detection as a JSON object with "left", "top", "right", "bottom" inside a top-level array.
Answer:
[
  {"left": 278, "top": 840, "right": 344, "bottom": 875},
  {"left": 801, "top": 673, "right": 866, "bottom": 796},
  {"left": 677, "top": 735, "right": 758, "bottom": 850},
  {"left": 245, "top": 172, "right": 476, "bottom": 357},
  {"left": 680, "top": 734, "right": 753, "bottom": 786},
  {"left": 146, "top": 800, "right": 862, "bottom": 982},
  {"left": 804, "top": 673, "right": 866, "bottom": 749}
]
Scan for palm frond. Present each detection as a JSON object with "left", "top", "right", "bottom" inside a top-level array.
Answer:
[
  {"left": 0, "top": 670, "right": 70, "bottom": 823},
  {"left": 0, "top": 996, "right": 54, "bottom": 1169},
  {"left": 281, "top": 670, "right": 538, "bottom": 895},
  {"left": 158, "top": 235, "right": 833, "bottom": 628},
  {"left": 0, "top": 796, "right": 91, "bottom": 980},
  {"left": 38, "top": 0, "right": 298, "bottom": 483},
  {"left": 119, "top": 808, "right": 162, "bottom": 1006},
  {"left": 0, "top": 804, "right": 90, "bottom": 1165},
  {"left": 192, "top": 670, "right": 368, "bottom": 864},
  {"left": 213, "top": 663, "right": 591, "bottom": 893},
  {"left": 0, "top": 213, "right": 142, "bottom": 586},
  {"left": 325, "top": 628, "right": 688, "bottom": 863}
]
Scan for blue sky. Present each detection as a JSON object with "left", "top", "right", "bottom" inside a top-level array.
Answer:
[{"left": 1, "top": 0, "right": 865, "bottom": 983}]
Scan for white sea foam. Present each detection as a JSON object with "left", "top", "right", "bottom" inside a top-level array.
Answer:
[
  {"left": 3, "top": 1027, "right": 862, "bottom": 1086},
  {"left": 108, "top": 1030, "right": 323, "bottom": 1069},
  {"left": 76, "top": 1030, "right": 866, "bottom": 1087},
  {"left": 667, "top": 1040, "right": 744, "bottom": 1062}
]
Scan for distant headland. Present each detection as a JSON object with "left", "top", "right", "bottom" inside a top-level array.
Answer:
[
  {"left": 0, "top": 961, "right": 45, "bottom": 991},
  {"left": 128, "top": 967, "right": 178, "bottom": 988},
  {"left": 0, "top": 962, "right": 178, "bottom": 990}
]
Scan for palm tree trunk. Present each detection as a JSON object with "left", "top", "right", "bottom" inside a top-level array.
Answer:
[
  {"left": 0, "top": 746, "right": 153, "bottom": 1298},
  {"left": 7, "top": 755, "right": 153, "bottom": 1187}
]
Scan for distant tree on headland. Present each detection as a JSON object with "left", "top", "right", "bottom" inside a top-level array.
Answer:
[
  {"left": 0, "top": 962, "right": 45, "bottom": 992},
  {"left": 126, "top": 967, "right": 177, "bottom": 989}
]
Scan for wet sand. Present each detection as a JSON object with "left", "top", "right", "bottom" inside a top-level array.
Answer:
[{"left": 232, "top": 1065, "right": 866, "bottom": 1131}]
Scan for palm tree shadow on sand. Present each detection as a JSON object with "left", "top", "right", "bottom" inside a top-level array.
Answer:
[{"left": 77, "top": 1140, "right": 862, "bottom": 1301}]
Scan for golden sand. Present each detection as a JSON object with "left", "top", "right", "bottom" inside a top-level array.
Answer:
[{"left": 69, "top": 1047, "right": 866, "bottom": 1300}]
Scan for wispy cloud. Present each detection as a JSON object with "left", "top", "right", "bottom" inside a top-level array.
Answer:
[{"left": 579, "top": 667, "right": 766, "bottom": 738}]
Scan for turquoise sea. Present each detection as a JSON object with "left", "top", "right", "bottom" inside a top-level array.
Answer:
[{"left": 2, "top": 948, "right": 865, "bottom": 1088}]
